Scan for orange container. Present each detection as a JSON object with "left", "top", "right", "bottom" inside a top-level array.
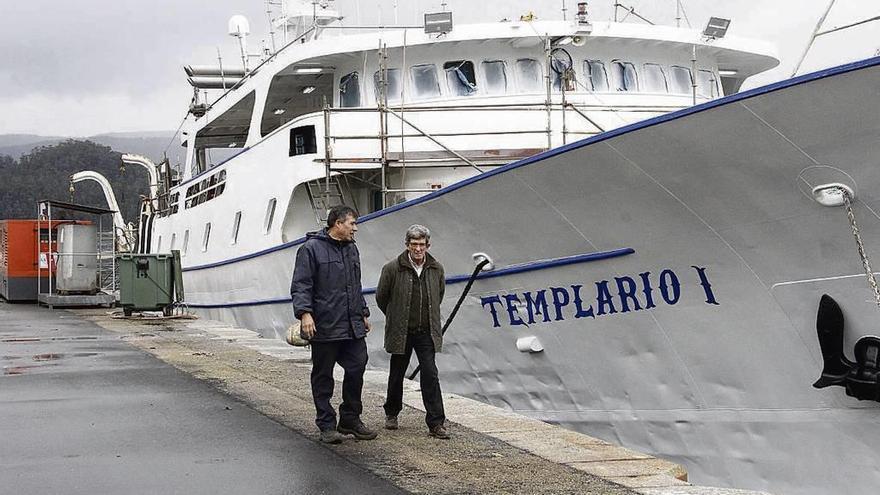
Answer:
[{"left": 0, "top": 220, "right": 86, "bottom": 301}]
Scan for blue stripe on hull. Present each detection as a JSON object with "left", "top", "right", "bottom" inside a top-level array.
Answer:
[{"left": 186, "top": 247, "right": 635, "bottom": 309}]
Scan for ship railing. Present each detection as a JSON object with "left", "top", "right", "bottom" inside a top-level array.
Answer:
[
  {"left": 204, "top": 26, "right": 317, "bottom": 114},
  {"left": 319, "top": 100, "right": 679, "bottom": 208}
]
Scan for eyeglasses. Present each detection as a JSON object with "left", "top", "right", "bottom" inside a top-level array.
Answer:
[{"left": 407, "top": 241, "right": 429, "bottom": 249}]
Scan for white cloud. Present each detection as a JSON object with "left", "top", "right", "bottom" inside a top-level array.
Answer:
[{"left": 0, "top": 87, "right": 190, "bottom": 136}]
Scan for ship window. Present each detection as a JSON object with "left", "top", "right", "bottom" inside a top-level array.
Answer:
[
  {"left": 410, "top": 64, "right": 440, "bottom": 99},
  {"left": 217, "top": 171, "right": 226, "bottom": 195},
  {"left": 184, "top": 169, "right": 226, "bottom": 209},
  {"left": 443, "top": 60, "right": 477, "bottom": 96},
  {"left": 583, "top": 60, "right": 608, "bottom": 92},
  {"left": 290, "top": 125, "right": 317, "bottom": 156},
  {"left": 481, "top": 60, "right": 507, "bottom": 95},
  {"left": 697, "top": 69, "right": 718, "bottom": 98},
  {"left": 232, "top": 211, "right": 242, "bottom": 244},
  {"left": 164, "top": 192, "right": 180, "bottom": 216},
  {"left": 610, "top": 61, "right": 639, "bottom": 92},
  {"left": 264, "top": 198, "right": 277, "bottom": 234},
  {"left": 202, "top": 223, "right": 211, "bottom": 252},
  {"left": 193, "top": 91, "right": 253, "bottom": 174},
  {"left": 515, "top": 58, "right": 543, "bottom": 93},
  {"left": 339, "top": 71, "right": 361, "bottom": 107},
  {"left": 182, "top": 230, "right": 190, "bottom": 256},
  {"left": 261, "top": 73, "right": 332, "bottom": 136},
  {"left": 642, "top": 63, "right": 668, "bottom": 93},
  {"left": 373, "top": 68, "right": 402, "bottom": 104},
  {"left": 206, "top": 174, "right": 218, "bottom": 201},
  {"left": 669, "top": 66, "right": 692, "bottom": 94},
  {"left": 170, "top": 233, "right": 176, "bottom": 251}
]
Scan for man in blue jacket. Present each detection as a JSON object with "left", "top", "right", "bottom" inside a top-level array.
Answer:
[{"left": 291, "top": 205, "right": 377, "bottom": 444}]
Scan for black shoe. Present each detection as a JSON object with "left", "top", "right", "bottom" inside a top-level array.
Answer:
[
  {"left": 429, "top": 424, "right": 450, "bottom": 439},
  {"left": 384, "top": 415, "right": 399, "bottom": 430},
  {"left": 338, "top": 422, "right": 378, "bottom": 440},
  {"left": 319, "top": 429, "right": 344, "bottom": 444}
]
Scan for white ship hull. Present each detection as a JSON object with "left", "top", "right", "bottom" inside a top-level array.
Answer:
[{"left": 162, "top": 57, "right": 880, "bottom": 494}]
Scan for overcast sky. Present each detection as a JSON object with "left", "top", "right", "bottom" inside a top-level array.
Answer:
[{"left": 1, "top": 0, "right": 877, "bottom": 136}]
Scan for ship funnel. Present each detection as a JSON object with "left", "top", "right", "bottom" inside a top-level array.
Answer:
[{"left": 472, "top": 252, "right": 494, "bottom": 271}]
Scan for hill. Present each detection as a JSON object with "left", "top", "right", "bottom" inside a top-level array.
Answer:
[
  {"left": 0, "top": 140, "right": 152, "bottom": 223},
  {"left": 0, "top": 134, "right": 67, "bottom": 147},
  {"left": 0, "top": 131, "right": 177, "bottom": 164}
]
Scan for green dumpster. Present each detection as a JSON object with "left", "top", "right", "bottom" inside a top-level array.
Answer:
[{"left": 117, "top": 253, "right": 174, "bottom": 316}]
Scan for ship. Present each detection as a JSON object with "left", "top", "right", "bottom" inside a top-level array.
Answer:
[{"left": 133, "top": 2, "right": 880, "bottom": 493}]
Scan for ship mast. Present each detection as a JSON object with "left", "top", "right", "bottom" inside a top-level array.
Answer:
[{"left": 791, "top": 0, "right": 880, "bottom": 76}]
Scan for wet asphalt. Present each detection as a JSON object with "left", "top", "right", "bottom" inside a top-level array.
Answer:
[{"left": 0, "top": 302, "right": 406, "bottom": 495}]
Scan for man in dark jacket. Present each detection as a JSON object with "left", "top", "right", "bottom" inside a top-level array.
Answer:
[
  {"left": 376, "top": 224, "right": 449, "bottom": 439},
  {"left": 290, "top": 205, "right": 377, "bottom": 444}
]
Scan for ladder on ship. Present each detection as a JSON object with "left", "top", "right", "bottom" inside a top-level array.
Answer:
[{"left": 305, "top": 177, "right": 346, "bottom": 225}]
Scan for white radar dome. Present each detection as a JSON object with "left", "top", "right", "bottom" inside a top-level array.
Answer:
[{"left": 228, "top": 15, "right": 251, "bottom": 37}]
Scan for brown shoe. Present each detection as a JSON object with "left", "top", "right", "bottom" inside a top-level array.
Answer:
[
  {"left": 319, "top": 429, "right": 344, "bottom": 444},
  {"left": 338, "top": 421, "right": 378, "bottom": 440},
  {"left": 429, "top": 424, "right": 450, "bottom": 439},
  {"left": 385, "top": 415, "right": 399, "bottom": 430}
]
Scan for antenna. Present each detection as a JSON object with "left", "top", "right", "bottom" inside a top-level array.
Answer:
[
  {"left": 216, "top": 47, "right": 227, "bottom": 90},
  {"left": 675, "top": 0, "right": 680, "bottom": 27},
  {"left": 265, "top": 0, "right": 277, "bottom": 53},
  {"left": 228, "top": 15, "right": 251, "bottom": 70}
]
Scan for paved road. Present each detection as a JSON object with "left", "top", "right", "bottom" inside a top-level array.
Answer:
[{"left": 0, "top": 302, "right": 406, "bottom": 495}]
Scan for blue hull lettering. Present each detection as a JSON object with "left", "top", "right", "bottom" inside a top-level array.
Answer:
[{"left": 480, "top": 265, "right": 720, "bottom": 328}]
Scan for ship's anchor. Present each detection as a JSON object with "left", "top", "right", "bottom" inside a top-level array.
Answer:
[
  {"left": 814, "top": 294, "right": 880, "bottom": 401},
  {"left": 813, "top": 184, "right": 880, "bottom": 401}
]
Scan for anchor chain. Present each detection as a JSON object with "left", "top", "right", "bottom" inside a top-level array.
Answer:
[{"left": 839, "top": 188, "right": 880, "bottom": 308}]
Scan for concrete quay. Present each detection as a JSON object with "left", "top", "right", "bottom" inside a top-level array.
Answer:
[
  {"left": 3, "top": 301, "right": 771, "bottom": 494},
  {"left": 0, "top": 302, "right": 404, "bottom": 495}
]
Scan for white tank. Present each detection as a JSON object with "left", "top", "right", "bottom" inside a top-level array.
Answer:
[{"left": 55, "top": 224, "right": 98, "bottom": 294}]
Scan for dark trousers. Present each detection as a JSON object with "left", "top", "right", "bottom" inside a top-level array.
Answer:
[
  {"left": 384, "top": 332, "right": 445, "bottom": 428},
  {"left": 309, "top": 338, "right": 367, "bottom": 431}
]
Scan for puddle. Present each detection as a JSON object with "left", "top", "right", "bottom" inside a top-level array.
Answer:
[
  {"left": 32, "top": 352, "right": 101, "bottom": 361},
  {"left": 4, "top": 366, "right": 31, "bottom": 375},
  {"left": 0, "top": 336, "right": 101, "bottom": 343},
  {"left": 32, "top": 353, "right": 63, "bottom": 361},
  {"left": 194, "top": 457, "right": 238, "bottom": 465},
  {"left": 3, "top": 364, "right": 58, "bottom": 375}
]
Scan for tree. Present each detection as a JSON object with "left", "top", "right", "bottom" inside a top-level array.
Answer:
[{"left": 0, "top": 140, "right": 149, "bottom": 222}]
